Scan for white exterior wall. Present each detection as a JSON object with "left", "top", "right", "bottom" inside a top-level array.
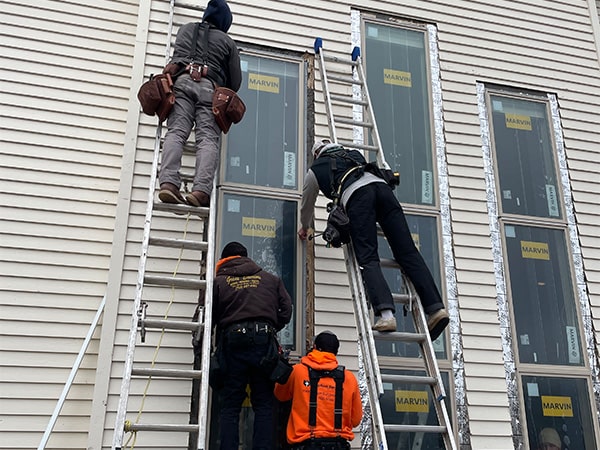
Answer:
[{"left": 1, "top": 1, "right": 599, "bottom": 449}]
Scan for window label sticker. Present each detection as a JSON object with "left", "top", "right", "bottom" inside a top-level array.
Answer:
[
  {"left": 546, "top": 184, "right": 559, "bottom": 217},
  {"left": 527, "top": 382, "right": 539, "bottom": 397},
  {"left": 505, "top": 225, "right": 516, "bottom": 238},
  {"left": 520, "top": 240, "right": 550, "bottom": 260},
  {"left": 227, "top": 199, "right": 240, "bottom": 213},
  {"left": 241, "top": 217, "right": 276, "bottom": 238},
  {"left": 542, "top": 395, "right": 574, "bottom": 417},
  {"left": 421, "top": 170, "right": 433, "bottom": 204},
  {"left": 505, "top": 113, "right": 532, "bottom": 131},
  {"left": 248, "top": 73, "right": 280, "bottom": 93},
  {"left": 383, "top": 68, "right": 412, "bottom": 87},
  {"left": 283, "top": 151, "right": 296, "bottom": 187},
  {"left": 566, "top": 326, "right": 580, "bottom": 364},
  {"left": 395, "top": 390, "right": 429, "bottom": 413}
]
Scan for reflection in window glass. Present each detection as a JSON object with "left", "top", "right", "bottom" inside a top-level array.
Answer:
[
  {"left": 504, "top": 225, "right": 582, "bottom": 366},
  {"left": 380, "top": 369, "right": 451, "bottom": 449},
  {"left": 490, "top": 95, "right": 561, "bottom": 219},
  {"left": 219, "top": 192, "right": 297, "bottom": 349},
  {"left": 225, "top": 54, "right": 300, "bottom": 190},
  {"left": 522, "top": 375, "right": 597, "bottom": 449},
  {"left": 365, "top": 22, "right": 434, "bottom": 206},
  {"left": 375, "top": 214, "right": 446, "bottom": 359}
]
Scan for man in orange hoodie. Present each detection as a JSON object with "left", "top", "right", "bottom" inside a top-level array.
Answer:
[{"left": 274, "top": 331, "right": 362, "bottom": 449}]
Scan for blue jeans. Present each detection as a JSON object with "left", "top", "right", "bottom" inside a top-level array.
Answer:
[
  {"left": 346, "top": 182, "right": 444, "bottom": 315},
  {"left": 218, "top": 334, "right": 275, "bottom": 450},
  {"left": 159, "top": 76, "right": 221, "bottom": 195}
]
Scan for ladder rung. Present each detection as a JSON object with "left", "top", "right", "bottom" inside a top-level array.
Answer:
[
  {"left": 144, "top": 275, "right": 206, "bottom": 289},
  {"left": 381, "top": 373, "right": 437, "bottom": 385},
  {"left": 329, "top": 94, "right": 368, "bottom": 106},
  {"left": 181, "top": 171, "right": 194, "bottom": 182},
  {"left": 125, "top": 423, "right": 199, "bottom": 432},
  {"left": 131, "top": 367, "right": 202, "bottom": 379},
  {"left": 391, "top": 293, "right": 411, "bottom": 304},
  {"left": 373, "top": 331, "right": 427, "bottom": 343},
  {"left": 153, "top": 202, "right": 209, "bottom": 217},
  {"left": 140, "top": 318, "right": 203, "bottom": 332},
  {"left": 327, "top": 74, "right": 363, "bottom": 86},
  {"left": 322, "top": 54, "right": 357, "bottom": 66},
  {"left": 336, "top": 140, "right": 379, "bottom": 153},
  {"left": 384, "top": 424, "right": 447, "bottom": 434},
  {"left": 149, "top": 236, "right": 208, "bottom": 252},
  {"left": 334, "top": 117, "right": 373, "bottom": 128}
]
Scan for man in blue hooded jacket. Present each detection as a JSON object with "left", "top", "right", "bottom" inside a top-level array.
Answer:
[{"left": 158, "top": 0, "right": 242, "bottom": 207}]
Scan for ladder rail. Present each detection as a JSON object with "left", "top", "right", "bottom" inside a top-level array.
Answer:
[
  {"left": 351, "top": 52, "right": 390, "bottom": 171},
  {"left": 314, "top": 38, "right": 338, "bottom": 143},
  {"left": 196, "top": 181, "right": 218, "bottom": 450},
  {"left": 38, "top": 296, "right": 106, "bottom": 450},
  {"left": 344, "top": 244, "right": 388, "bottom": 450}
]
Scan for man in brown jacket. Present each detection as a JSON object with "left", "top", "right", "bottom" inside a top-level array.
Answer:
[{"left": 212, "top": 241, "right": 292, "bottom": 450}]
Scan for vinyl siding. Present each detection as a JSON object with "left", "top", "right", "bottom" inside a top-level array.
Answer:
[
  {"left": 2, "top": 0, "right": 600, "bottom": 449},
  {"left": 0, "top": 0, "right": 138, "bottom": 449}
]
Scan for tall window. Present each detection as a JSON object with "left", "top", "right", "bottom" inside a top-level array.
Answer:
[
  {"left": 365, "top": 22, "right": 435, "bottom": 206},
  {"left": 486, "top": 89, "right": 597, "bottom": 449},
  {"left": 363, "top": 16, "right": 453, "bottom": 445}
]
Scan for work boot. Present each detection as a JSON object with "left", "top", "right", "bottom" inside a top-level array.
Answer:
[
  {"left": 372, "top": 316, "right": 397, "bottom": 332},
  {"left": 427, "top": 309, "right": 450, "bottom": 341},
  {"left": 185, "top": 190, "right": 210, "bottom": 207},
  {"left": 158, "top": 182, "right": 185, "bottom": 204}
]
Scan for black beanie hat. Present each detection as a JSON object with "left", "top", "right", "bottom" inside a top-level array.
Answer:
[
  {"left": 202, "top": 0, "right": 233, "bottom": 33},
  {"left": 314, "top": 330, "right": 339, "bottom": 355},
  {"left": 221, "top": 241, "right": 248, "bottom": 258}
]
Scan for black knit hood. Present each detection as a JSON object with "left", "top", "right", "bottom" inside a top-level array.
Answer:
[{"left": 202, "top": 0, "right": 232, "bottom": 33}]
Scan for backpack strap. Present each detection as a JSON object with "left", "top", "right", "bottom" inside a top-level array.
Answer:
[{"left": 306, "top": 365, "right": 346, "bottom": 431}]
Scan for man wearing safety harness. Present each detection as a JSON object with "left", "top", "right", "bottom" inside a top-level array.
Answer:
[
  {"left": 158, "top": 0, "right": 242, "bottom": 207},
  {"left": 274, "top": 331, "right": 362, "bottom": 450},
  {"left": 298, "top": 140, "right": 449, "bottom": 339}
]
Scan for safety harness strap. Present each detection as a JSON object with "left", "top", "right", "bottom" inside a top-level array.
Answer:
[{"left": 307, "top": 365, "right": 345, "bottom": 431}]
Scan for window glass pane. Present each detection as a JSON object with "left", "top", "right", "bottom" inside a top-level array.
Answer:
[
  {"left": 490, "top": 95, "right": 561, "bottom": 219},
  {"left": 375, "top": 214, "right": 446, "bottom": 359},
  {"left": 522, "top": 375, "right": 597, "bottom": 449},
  {"left": 365, "top": 22, "right": 434, "bottom": 206},
  {"left": 505, "top": 225, "right": 582, "bottom": 365},
  {"left": 380, "top": 369, "right": 451, "bottom": 449},
  {"left": 219, "top": 192, "right": 298, "bottom": 349},
  {"left": 224, "top": 54, "right": 300, "bottom": 190}
]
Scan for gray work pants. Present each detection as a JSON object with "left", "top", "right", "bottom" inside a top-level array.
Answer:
[{"left": 159, "top": 75, "right": 221, "bottom": 195}]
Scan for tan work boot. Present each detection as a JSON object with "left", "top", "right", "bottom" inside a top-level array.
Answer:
[
  {"left": 372, "top": 316, "right": 397, "bottom": 332},
  {"left": 427, "top": 309, "right": 450, "bottom": 341}
]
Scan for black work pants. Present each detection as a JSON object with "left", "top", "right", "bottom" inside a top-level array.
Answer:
[
  {"left": 218, "top": 328, "right": 275, "bottom": 450},
  {"left": 346, "top": 182, "right": 444, "bottom": 315}
]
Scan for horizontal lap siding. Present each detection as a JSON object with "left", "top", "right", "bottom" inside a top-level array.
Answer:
[{"left": 0, "top": 0, "right": 138, "bottom": 449}]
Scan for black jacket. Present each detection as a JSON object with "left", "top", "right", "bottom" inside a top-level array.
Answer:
[
  {"left": 310, "top": 147, "right": 366, "bottom": 199},
  {"left": 213, "top": 256, "right": 293, "bottom": 332},
  {"left": 170, "top": 22, "right": 241, "bottom": 90}
]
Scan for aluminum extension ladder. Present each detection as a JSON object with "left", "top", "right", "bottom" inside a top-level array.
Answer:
[
  {"left": 313, "top": 38, "right": 457, "bottom": 450},
  {"left": 112, "top": 2, "right": 216, "bottom": 449}
]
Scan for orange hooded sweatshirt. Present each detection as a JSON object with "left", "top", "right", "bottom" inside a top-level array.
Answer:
[{"left": 274, "top": 349, "right": 363, "bottom": 444}]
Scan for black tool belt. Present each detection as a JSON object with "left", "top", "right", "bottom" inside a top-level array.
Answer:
[
  {"left": 290, "top": 438, "right": 350, "bottom": 450},
  {"left": 224, "top": 320, "right": 275, "bottom": 335}
]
